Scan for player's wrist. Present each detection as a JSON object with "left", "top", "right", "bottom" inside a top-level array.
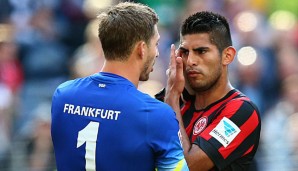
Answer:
[{"left": 164, "top": 88, "right": 180, "bottom": 105}]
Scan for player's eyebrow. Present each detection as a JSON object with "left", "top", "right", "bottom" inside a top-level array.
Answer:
[
  {"left": 178, "top": 47, "right": 188, "bottom": 51},
  {"left": 193, "top": 47, "right": 209, "bottom": 51},
  {"left": 179, "top": 46, "right": 210, "bottom": 51}
]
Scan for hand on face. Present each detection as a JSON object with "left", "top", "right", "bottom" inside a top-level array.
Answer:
[
  {"left": 166, "top": 44, "right": 185, "bottom": 95},
  {"left": 176, "top": 46, "right": 195, "bottom": 95}
]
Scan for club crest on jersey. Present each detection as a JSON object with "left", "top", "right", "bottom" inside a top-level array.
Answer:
[{"left": 193, "top": 116, "right": 208, "bottom": 135}]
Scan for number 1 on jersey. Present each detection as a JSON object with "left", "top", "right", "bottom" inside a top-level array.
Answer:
[{"left": 77, "top": 121, "right": 99, "bottom": 171}]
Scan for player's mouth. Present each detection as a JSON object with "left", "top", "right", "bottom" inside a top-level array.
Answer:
[{"left": 187, "top": 70, "right": 202, "bottom": 77}]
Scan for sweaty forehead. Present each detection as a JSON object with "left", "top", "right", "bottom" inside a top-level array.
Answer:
[{"left": 180, "top": 33, "right": 213, "bottom": 49}]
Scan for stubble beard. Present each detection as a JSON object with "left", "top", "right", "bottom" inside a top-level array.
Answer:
[
  {"left": 188, "top": 67, "right": 222, "bottom": 93},
  {"left": 139, "top": 57, "right": 152, "bottom": 81}
]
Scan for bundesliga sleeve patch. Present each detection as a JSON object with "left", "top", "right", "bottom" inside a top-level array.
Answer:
[{"left": 209, "top": 117, "right": 241, "bottom": 148}]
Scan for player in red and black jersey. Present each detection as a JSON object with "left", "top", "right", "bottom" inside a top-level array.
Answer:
[
  {"left": 181, "top": 88, "right": 260, "bottom": 170},
  {"left": 161, "top": 11, "right": 261, "bottom": 171}
]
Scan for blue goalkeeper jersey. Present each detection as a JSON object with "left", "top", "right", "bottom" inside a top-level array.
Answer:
[{"left": 51, "top": 72, "right": 189, "bottom": 171}]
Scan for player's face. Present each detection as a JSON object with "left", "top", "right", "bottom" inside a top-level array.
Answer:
[
  {"left": 140, "top": 25, "right": 160, "bottom": 81},
  {"left": 178, "top": 33, "right": 222, "bottom": 92}
]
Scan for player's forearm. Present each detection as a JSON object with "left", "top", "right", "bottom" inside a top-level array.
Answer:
[{"left": 165, "top": 91, "right": 191, "bottom": 155}]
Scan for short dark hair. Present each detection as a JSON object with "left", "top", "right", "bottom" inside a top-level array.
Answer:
[
  {"left": 181, "top": 11, "right": 232, "bottom": 53},
  {"left": 97, "top": 2, "right": 159, "bottom": 61}
]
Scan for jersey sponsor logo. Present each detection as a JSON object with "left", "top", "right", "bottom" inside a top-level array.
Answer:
[
  {"left": 209, "top": 117, "right": 240, "bottom": 147},
  {"left": 223, "top": 120, "right": 236, "bottom": 137},
  {"left": 193, "top": 116, "right": 208, "bottom": 135},
  {"left": 98, "top": 83, "right": 106, "bottom": 88}
]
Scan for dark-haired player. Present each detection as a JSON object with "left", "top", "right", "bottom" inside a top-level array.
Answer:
[{"left": 162, "top": 11, "right": 261, "bottom": 171}]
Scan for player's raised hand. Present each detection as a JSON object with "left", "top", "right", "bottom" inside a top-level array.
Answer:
[{"left": 166, "top": 44, "right": 185, "bottom": 98}]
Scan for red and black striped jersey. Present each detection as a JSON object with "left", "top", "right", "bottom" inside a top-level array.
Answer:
[{"left": 181, "top": 89, "right": 261, "bottom": 171}]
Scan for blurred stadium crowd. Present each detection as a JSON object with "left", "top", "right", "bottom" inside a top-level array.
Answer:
[{"left": 0, "top": 0, "right": 297, "bottom": 170}]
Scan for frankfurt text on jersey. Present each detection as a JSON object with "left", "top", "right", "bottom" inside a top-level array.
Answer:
[{"left": 63, "top": 103, "right": 121, "bottom": 120}]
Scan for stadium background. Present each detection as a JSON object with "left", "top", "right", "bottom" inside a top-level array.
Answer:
[{"left": 0, "top": 0, "right": 297, "bottom": 170}]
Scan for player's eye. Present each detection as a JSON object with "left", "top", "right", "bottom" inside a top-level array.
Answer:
[
  {"left": 180, "top": 50, "right": 189, "bottom": 58},
  {"left": 198, "top": 49, "right": 207, "bottom": 54}
]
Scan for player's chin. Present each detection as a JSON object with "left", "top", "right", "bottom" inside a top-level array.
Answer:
[
  {"left": 139, "top": 73, "right": 150, "bottom": 81},
  {"left": 140, "top": 77, "right": 149, "bottom": 81}
]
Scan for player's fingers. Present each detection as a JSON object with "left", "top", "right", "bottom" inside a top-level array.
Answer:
[
  {"left": 175, "top": 48, "right": 182, "bottom": 58},
  {"left": 176, "top": 57, "right": 184, "bottom": 80},
  {"left": 170, "top": 44, "right": 176, "bottom": 69},
  {"left": 166, "top": 68, "right": 170, "bottom": 76}
]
